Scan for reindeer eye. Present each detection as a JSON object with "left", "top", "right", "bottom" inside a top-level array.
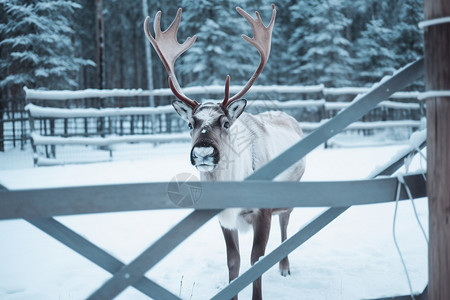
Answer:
[
  {"left": 188, "top": 123, "right": 193, "bottom": 130},
  {"left": 223, "top": 121, "right": 230, "bottom": 129}
]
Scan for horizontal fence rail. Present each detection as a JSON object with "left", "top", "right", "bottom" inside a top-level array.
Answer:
[
  {"left": 0, "top": 173, "right": 426, "bottom": 220},
  {"left": 29, "top": 132, "right": 190, "bottom": 146},
  {"left": 25, "top": 100, "right": 421, "bottom": 118},
  {"left": 24, "top": 85, "right": 420, "bottom": 100}
]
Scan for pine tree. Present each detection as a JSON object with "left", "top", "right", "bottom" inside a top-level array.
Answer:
[
  {"left": 0, "top": 0, "right": 94, "bottom": 93},
  {"left": 289, "top": 0, "right": 353, "bottom": 87},
  {"left": 393, "top": 0, "right": 423, "bottom": 68},
  {"left": 287, "top": 0, "right": 315, "bottom": 85},
  {"left": 178, "top": 0, "right": 263, "bottom": 88},
  {"left": 353, "top": 19, "right": 396, "bottom": 86},
  {"left": 264, "top": 0, "right": 293, "bottom": 86},
  {"left": 74, "top": 0, "right": 96, "bottom": 89}
]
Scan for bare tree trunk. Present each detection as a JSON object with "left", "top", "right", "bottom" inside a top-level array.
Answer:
[
  {"left": 95, "top": 0, "right": 105, "bottom": 139},
  {"left": 142, "top": 0, "right": 155, "bottom": 107},
  {"left": 96, "top": 0, "right": 105, "bottom": 90},
  {"left": 142, "top": 0, "right": 157, "bottom": 136},
  {"left": 0, "top": 96, "right": 4, "bottom": 152},
  {"left": 424, "top": 1, "right": 450, "bottom": 299},
  {"left": 133, "top": 26, "right": 139, "bottom": 89}
]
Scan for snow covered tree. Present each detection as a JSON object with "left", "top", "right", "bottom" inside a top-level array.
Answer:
[
  {"left": 289, "top": 0, "right": 353, "bottom": 87},
  {"left": 72, "top": 0, "right": 96, "bottom": 89},
  {"left": 0, "top": 0, "right": 94, "bottom": 95},
  {"left": 392, "top": 0, "right": 423, "bottom": 68},
  {"left": 264, "top": 0, "right": 294, "bottom": 86},
  {"left": 178, "top": 0, "right": 263, "bottom": 87},
  {"left": 353, "top": 19, "right": 396, "bottom": 86},
  {"left": 286, "top": 0, "right": 315, "bottom": 85}
]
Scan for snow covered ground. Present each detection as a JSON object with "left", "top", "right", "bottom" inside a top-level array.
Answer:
[{"left": 0, "top": 141, "right": 428, "bottom": 300}]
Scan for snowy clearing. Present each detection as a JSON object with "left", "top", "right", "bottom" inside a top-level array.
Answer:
[{"left": 0, "top": 142, "right": 428, "bottom": 300}]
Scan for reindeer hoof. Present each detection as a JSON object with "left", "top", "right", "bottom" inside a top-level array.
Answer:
[
  {"left": 279, "top": 267, "right": 290, "bottom": 277},
  {"left": 279, "top": 258, "right": 290, "bottom": 276}
]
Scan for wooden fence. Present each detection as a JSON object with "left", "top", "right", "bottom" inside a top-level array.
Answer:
[
  {"left": 0, "top": 58, "right": 428, "bottom": 299},
  {"left": 24, "top": 82, "right": 424, "bottom": 166},
  {"left": 0, "top": 96, "right": 28, "bottom": 151}
]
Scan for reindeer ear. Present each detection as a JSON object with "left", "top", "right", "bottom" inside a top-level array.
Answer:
[
  {"left": 226, "top": 99, "right": 247, "bottom": 122},
  {"left": 172, "top": 100, "right": 194, "bottom": 122}
]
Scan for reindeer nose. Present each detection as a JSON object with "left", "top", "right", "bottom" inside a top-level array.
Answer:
[
  {"left": 190, "top": 145, "right": 219, "bottom": 168},
  {"left": 192, "top": 146, "right": 214, "bottom": 159}
]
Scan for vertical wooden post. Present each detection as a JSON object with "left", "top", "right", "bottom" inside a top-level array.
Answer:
[{"left": 424, "top": 1, "right": 450, "bottom": 299}]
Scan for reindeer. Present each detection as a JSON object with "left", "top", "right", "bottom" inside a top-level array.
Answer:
[{"left": 144, "top": 5, "right": 305, "bottom": 300}]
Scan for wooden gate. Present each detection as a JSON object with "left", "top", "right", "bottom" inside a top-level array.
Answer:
[{"left": 0, "top": 58, "right": 427, "bottom": 299}]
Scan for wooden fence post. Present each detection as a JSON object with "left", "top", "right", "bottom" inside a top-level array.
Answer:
[{"left": 424, "top": 0, "right": 450, "bottom": 299}]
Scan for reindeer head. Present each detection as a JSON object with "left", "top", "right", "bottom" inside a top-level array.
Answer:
[{"left": 144, "top": 5, "right": 276, "bottom": 172}]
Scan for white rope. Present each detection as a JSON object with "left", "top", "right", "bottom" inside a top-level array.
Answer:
[
  {"left": 410, "top": 148, "right": 427, "bottom": 182},
  {"left": 402, "top": 151, "right": 428, "bottom": 243},
  {"left": 419, "top": 16, "right": 450, "bottom": 29},
  {"left": 393, "top": 176, "right": 416, "bottom": 300},
  {"left": 391, "top": 146, "right": 429, "bottom": 299},
  {"left": 417, "top": 90, "right": 450, "bottom": 101},
  {"left": 404, "top": 176, "right": 429, "bottom": 243}
]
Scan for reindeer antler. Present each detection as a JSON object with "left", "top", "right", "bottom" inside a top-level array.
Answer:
[
  {"left": 222, "top": 4, "right": 277, "bottom": 108},
  {"left": 144, "top": 9, "right": 199, "bottom": 109}
]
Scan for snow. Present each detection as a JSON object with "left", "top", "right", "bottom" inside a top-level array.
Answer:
[
  {"left": 0, "top": 141, "right": 428, "bottom": 299},
  {"left": 409, "top": 129, "right": 427, "bottom": 150},
  {"left": 25, "top": 103, "right": 175, "bottom": 118},
  {"left": 25, "top": 100, "right": 420, "bottom": 119},
  {"left": 24, "top": 85, "right": 421, "bottom": 101},
  {"left": 248, "top": 99, "right": 326, "bottom": 109},
  {"left": 30, "top": 132, "right": 190, "bottom": 146},
  {"left": 366, "top": 129, "right": 427, "bottom": 179},
  {"left": 299, "top": 120, "right": 420, "bottom": 132},
  {"left": 417, "top": 90, "right": 450, "bottom": 100},
  {"left": 418, "top": 16, "right": 450, "bottom": 29}
]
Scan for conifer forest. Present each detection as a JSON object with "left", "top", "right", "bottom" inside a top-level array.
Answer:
[{"left": 1, "top": 0, "right": 424, "bottom": 99}]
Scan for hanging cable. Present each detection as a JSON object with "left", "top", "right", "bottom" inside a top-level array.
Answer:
[{"left": 393, "top": 175, "right": 416, "bottom": 300}]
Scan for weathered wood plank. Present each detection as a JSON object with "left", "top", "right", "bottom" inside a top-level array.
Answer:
[
  {"left": 211, "top": 206, "right": 348, "bottom": 300},
  {"left": 27, "top": 217, "right": 182, "bottom": 300},
  {"left": 247, "top": 58, "right": 424, "bottom": 181},
  {"left": 86, "top": 209, "right": 219, "bottom": 299},
  {"left": 424, "top": 0, "right": 450, "bottom": 299},
  {"left": 0, "top": 174, "right": 426, "bottom": 219},
  {"left": 213, "top": 141, "right": 427, "bottom": 299}
]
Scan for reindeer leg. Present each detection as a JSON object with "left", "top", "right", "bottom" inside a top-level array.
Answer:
[
  {"left": 221, "top": 226, "right": 240, "bottom": 300},
  {"left": 251, "top": 209, "right": 272, "bottom": 300},
  {"left": 279, "top": 209, "right": 293, "bottom": 276}
]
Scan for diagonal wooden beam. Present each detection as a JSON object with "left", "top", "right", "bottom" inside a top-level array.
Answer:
[
  {"left": 247, "top": 58, "right": 424, "bottom": 181},
  {"left": 86, "top": 209, "right": 218, "bottom": 299},
  {"left": 26, "top": 217, "right": 182, "bottom": 300},
  {"left": 213, "top": 119, "right": 426, "bottom": 298},
  {"left": 213, "top": 165, "right": 426, "bottom": 299},
  {"left": 211, "top": 206, "right": 348, "bottom": 300}
]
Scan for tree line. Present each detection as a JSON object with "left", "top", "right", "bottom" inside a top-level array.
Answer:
[{"left": 0, "top": 0, "right": 423, "bottom": 101}]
